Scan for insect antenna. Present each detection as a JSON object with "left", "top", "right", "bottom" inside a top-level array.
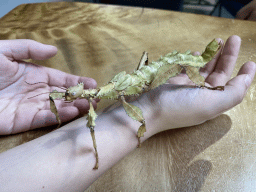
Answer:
[
  {"left": 27, "top": 92, "right": 52, "bottom": 99},
  {"left": 56, "top": 87, "right": 67, "bottom": 90},
  {"left": 25, "top": 81, "right": 48, "bottom": 85},
  {"left": 25, "top": 81, "right": 67, "bottom": 90},
  {"left": 27, "top": 91, "right": 65, "bottom": 99}
]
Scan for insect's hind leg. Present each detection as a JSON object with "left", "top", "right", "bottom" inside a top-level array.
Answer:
[
  {"left": 184, "top": 66, "right": 224, "bottom": 91},
  {"left": 49, "top": 94, "right": 62, "bottom": 129},
  {"left": 120, "top": 96, "right": 146, "bottom": 147},
  {"left": 86, "top": 97, "right": 99, "bottom": 169}
]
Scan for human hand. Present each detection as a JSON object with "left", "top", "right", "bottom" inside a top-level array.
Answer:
[
  {"left": 0, "top": 39, "right": 98, "bottom": 135},
  {"left": 236, "top": 0, "right": 256, "bottom": 21},
  {"left": 137, "top": 35, "right": 255, "bottom": 136}
]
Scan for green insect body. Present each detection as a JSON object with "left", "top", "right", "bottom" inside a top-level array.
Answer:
[{"left": 49, "top": 39, "right": 223, "bottom": 170}]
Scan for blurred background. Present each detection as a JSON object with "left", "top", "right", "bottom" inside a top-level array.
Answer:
[{"left": 0, "top": 0, "right": 235, "bottom": 19}]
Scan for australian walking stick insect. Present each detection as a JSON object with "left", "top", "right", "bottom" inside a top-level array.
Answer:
[{"left": 48, "top": 39, "right": 224, "bottom": 169}]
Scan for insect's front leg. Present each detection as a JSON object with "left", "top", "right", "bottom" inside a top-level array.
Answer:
[
  {"left": 120, "top": 95, "right": 146, "bottom": 147},
  {"left": 86, "top": 97, "right": 99, "bottom": 169},
  {"left": 49, "top": 90, "right": 65, "bottom": 128}
]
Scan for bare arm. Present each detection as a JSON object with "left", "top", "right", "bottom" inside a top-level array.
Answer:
[
  {"left": 0, "top": 73, "right": 255, "bottom": 192},
  {"left": 0, "top": 99, "right": 153, "bottom": 191},
  {"left": 0, "top": 35, "right": 255, "bottom": 191}
]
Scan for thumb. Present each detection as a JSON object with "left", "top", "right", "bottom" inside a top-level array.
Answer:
[
  {"left": 0, "top": 39, "right": 58, "bottom": 61},
  {"left": 226, "top": 61, "right": 255, "bottom": 97},
  {"left": 201, "top": 61, "right": 255, "bottom": 121},
  {"left": 224, "top": 61, "right": 256, "bottom": 110}
]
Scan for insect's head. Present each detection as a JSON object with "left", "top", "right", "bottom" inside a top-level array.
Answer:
[{"left": 65, "top": 82, "right": 84, "bottom": 101}]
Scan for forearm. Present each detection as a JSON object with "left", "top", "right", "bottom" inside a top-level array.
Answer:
[
  {"left": 0, "top": 101, "right": 157, "bottom": 192},
  {"left": 0, "top": 82, "right": 241, "bottom": 191}
]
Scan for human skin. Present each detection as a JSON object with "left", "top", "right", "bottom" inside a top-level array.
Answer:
[
  {"left": 0, "top": 35, "right": 255, "bottom": 191},
  {"left": 236, "top": 0, "right": 256, "bottom": 21},
  {"left": 0, "top": 39, "right": 98, "bottom": 134}
]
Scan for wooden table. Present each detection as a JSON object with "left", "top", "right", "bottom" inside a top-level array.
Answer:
[{"left": 0, "top": 2, "right": 256, "bottom": 191}]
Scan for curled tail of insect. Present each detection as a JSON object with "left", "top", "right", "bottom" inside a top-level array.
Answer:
[{"left": 201, "top": 39, "right": 221, "bottom": 63}]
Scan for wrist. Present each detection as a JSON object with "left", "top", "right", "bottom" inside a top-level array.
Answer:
[{"left": 129, "top": 93, "right": 167, "bottom": 141}]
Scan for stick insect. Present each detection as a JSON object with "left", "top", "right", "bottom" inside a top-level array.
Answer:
[{"left": 47, "top": 39, "right": 224, "bottom": 169}]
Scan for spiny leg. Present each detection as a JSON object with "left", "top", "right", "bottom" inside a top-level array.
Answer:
[
  {"left": 49, "top": 97, "right": 61, "bottom": 128},
  {"left": 204, "top": 86, "right": 224, "bottom": 90},
  {"left": 137, "top": 122, "right": 146, "bottom": 148},
  {"left": 86, "top": 97, "right": 99, "bottom": 169},
  {"left": 184, "top": 65, "right": 224, "bottom": 91},
  {"left": 49, "top": 90, "right": 65, "bottom": 128},
  {"left": 184, "top": 65, "right": 205, "bottom": 87},
  {"left": 150, "top": 64, "right": 183, "bottom": 90},
  {"left": 137, "top": 51, "right": 148, "bottom": 70},
  {"left": 120, "top": 95, "right": 146, "bottom": 147}
]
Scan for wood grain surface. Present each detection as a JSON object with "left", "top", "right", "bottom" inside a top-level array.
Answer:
[{"left": 0, "top": 2, "right": 256, "bottom": 191}]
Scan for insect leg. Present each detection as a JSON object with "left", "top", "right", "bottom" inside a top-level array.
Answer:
[
  {"left": 150, "top": 64, "right": 183, "bottom": 90},
  {"left": 184, "top": 66, "right": 205, "bottom": 87},
  {"left": 184, "top": 66, "right": 224, "bottom": 90},
  {"left": 120, "top": 96, "right": 146, "bottom": 147},
  {"left": 137, "top": 51, "right": 148, "bottom": 70},
  {"left": 49, "top": 96, "right": 61, "bottom": 128},
  {"left": 86, "top": 97, "right": 99, "bottom": 169},
  {"left": 49, "top": 90, "right": 65, "bottom": 128}
]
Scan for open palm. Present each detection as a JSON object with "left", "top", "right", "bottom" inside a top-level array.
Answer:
[
  {"left": 137, "top": 35, "right": 255, "bottom": 134},
  {"left": 0, "top": 39, "right": 98, "bottom": 135}
]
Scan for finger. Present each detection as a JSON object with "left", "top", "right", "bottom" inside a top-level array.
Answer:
[
  {"left": 205, "top": 35, "right": 241, "bottom": 87},
  {"left": 0, "top": 39, "right": 57, "bottom": 61},
  {"left": 167, "top": 48, "right": 219, "bottom": 85},
  {"left": 200, "top": 38, "right": 224, "bottom": 78},
  {"left": 167, "top": 74, "right": 191, "bottom": 85},
  {"left": 46, "top": 67, "right": 97, "bottom": 89},
  {"left": 61, "top": 98, "right": 90, "bottom": 115},
  {"left": 193, "top": 51, "right": 200, "bottom": 56},
  {"left": 30, "top": 106, "right": 80, "bottom": 129},
  {"left": 219, "top": 61, "right": 255, "bottom": 114},
  {"left": 200, "top": 61, "right": 256, "bottom": 121},
  {"left": 73, "top": 98, "right": 98, "bottom": 114},
  {"left": 33, "top": 97, "right": 98, "bottom": 129},
  {"left": 236, "top": 3, "right": 253, "bottom": 20},
  {"left": 225, "top": 61, "right": 256, "bottom": 101},
  {"left": 247, "top": 11, "right": 256, "bottom": 21},
  {"left": 170, "top": 39, "right": 223, "bottom": 85}
]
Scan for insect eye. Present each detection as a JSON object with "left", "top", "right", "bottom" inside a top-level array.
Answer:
[{"left": 71, "top": 92, "right": 76, "bottom": 96}]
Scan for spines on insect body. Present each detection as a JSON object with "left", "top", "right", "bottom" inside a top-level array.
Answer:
[
  {"left": 154, "top": 51, "right": 205, "bottom": 68},
  {"left": 83, "top": 88, "right": 98, "bottom": 98},
  {"left": 87, "top": 39, "right": 221, "bottom": 100}
]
